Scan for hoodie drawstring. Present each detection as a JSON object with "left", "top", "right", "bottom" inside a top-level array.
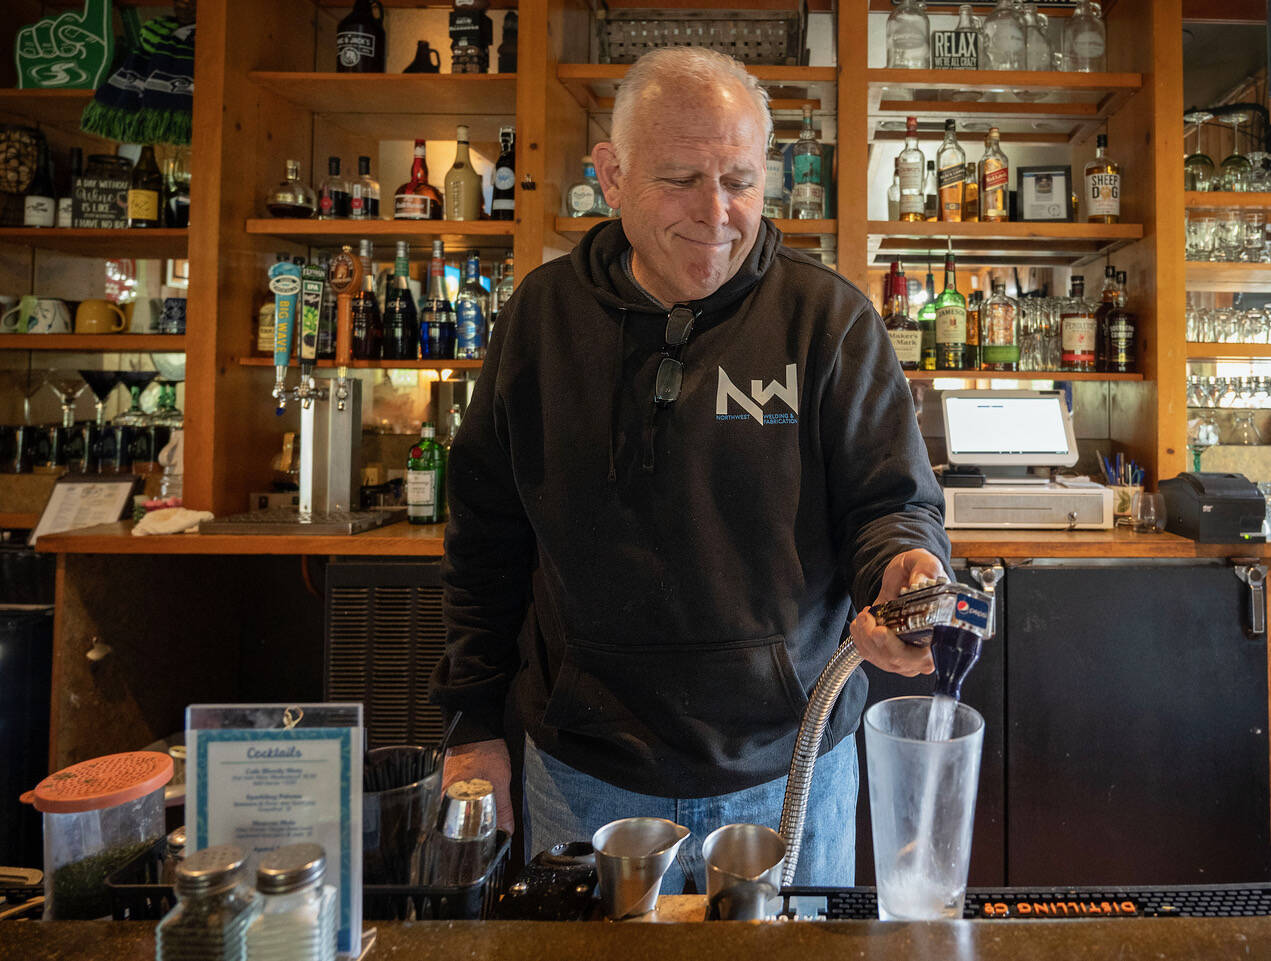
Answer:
[{"left": 608, "top": 309, "right": 626, "bottom": 483}]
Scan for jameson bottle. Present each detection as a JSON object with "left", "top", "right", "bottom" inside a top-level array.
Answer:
[
  {"left": 382, "top": 240, "right": 419, "bottom": 360},
  {"left": 491, "top": 126, "right": 516, "bottom": 221},
  {"left": 350, "top": 238, "right": 383, "bottom": 359},
  {"left": 336, "top": 0, "right": 386, "bottom": 72},
  {"left": 981, "top": 280, "right": 1019, "bottom": 371},
  {"left": 935, "top": 250, "right": 967, "bottom": 370},
  {"left": 421, "top": 239, "right": 455, "bottom": 359},
  {"left": 917, "top": 261, "right": 937, "bottom": 371},
  {"left": 883, "top": 261, "right": 921, "bottom": 371},
  {"left": 936, "top": 119, "right": 966, "bottom": 222},
  {"left": 978, "top": 126, "right": 1009, "bottom": 222},
  {"left": 406, "top": 423, "right": 445, "bottom": 524},
  {"left": 791, "top": 105, "right": 824, "bottom": 219},
  {"left": 128, "top": 145, "right": 163, "bottom": 228}
]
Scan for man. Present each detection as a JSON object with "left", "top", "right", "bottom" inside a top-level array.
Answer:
[{"left": 432, "top": 46, "right": 950, "bottom": 892}]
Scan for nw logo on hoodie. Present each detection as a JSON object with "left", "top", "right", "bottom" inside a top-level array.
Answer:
[{"left": 716, "top": 363, "right": 799, "bottom": 425}]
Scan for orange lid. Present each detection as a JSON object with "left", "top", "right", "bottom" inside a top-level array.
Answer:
[{"left": 30, "top": 751, "right": 173, "bottom": 814}]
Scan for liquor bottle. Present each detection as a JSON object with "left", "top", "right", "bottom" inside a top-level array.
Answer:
[
  {"left": 886, "top": 157, "right": 901, "bottom": 222},
  {"left": 883, "top": 261, "right": 921, "bottom": 371},
  {"left": 764, "top": 132, "right": 789, "bottom": 219},
  {"left": 23, "top": 140, "right": 55, "bottom": 228},
  {"left": 978, "top": 127, "right": 1009, "bottom": 222},
  {"left": 317, "top": 156, "right": 351, "bottom": 219},
  {"left": 886, "top": 0, "right": 930, "bottom": 69},
  {"left": 454, "top": 250, "right": 488, "bottom": 359},
  {"left": 791, "top": 105, "right": 824, "bottom": 220},
  {"left": 917, "top": 261, "right": 937, "bottom": 371},
  {"left": 350, "top": 239, "right": 383, "bottom": 359},
  {"left": 963, "top": 162, "right": 979, "bottom": 223},
  {"left": 1093, "top": 263, "right": 1117, "bottom": 371},
  {"left": 351, "top": 155, "right": 380, "bottom": 220},
  {"left": 395, "top": 140, "right": 444, "bottom": 220},
  {"left": 965, "top": 275, "right": 982, "bottom": 370},
  {"left": 1106, "top": 269, "right": 1136, "bottom": 373},
  {"left": 127, "top": 145, "right": 162, "bottom": 228},
  {"left": 442, "top": 404, "right": 463, "bottom": 450},
  {"left": 1084, "top": 133, "right": 1121, "bottom": 224},
  {"left": 421, "top": 239, "right": 455, "bottom": 359},
  {"left": 406, "top": 423, "right": 445, "bottom": 525},
  {"left": 497, "top": 10, "right": 518, "bottom": 72},
  {"left": 491, "top": 127, "right": 515, "bottom": 221},
  {"left": 164, "top": 148, "right": 191, "bottom": 228},
  {"left": 879, "top": 269, "right": 893, "bottom": 324},
  {"left": 935, "top": 249, "right": 968, "bottom": 370},
  {"left": 382, "top": 241, "right": 419, "bottom": 360},
  {"left": 1062, "top": 0, "right": 1106, "bottom": 72},
  {"left": 982, "top": 0, "right": 1026, "bottom": 70},
  {"left": 56, "top": 147, "right": 81, "bottom": 228},
  {"left": 981, "top": 280, "right": 1019, "bottom": 371},
  {"left": 898, "top": 117, "right": 925, "bottom": 223},
  {"left": 1061, "top": 276, "right": 1096, "bottom": 371},
  {"left": 923, "top": 161, "right": 938, "bottom": 222},
  {"left": 336, "top": 0, "right": 386, "bottom": 72},
  {"left": 565, "top": 156, "right": 612, "bottom": 217},
  {"left": 267, "top": 160, "right": 317, "bottom": 218},
  {"left": 492, "top": 251, "right": 513, "bottom": 339},
  {"left": 444, "top": 124, "right": 484, "bottom": 221},
  {"left": 936, "top": 120, "right": 966, "bottom": 222}
]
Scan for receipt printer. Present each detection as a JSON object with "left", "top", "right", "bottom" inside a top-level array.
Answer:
[{"left": 1160, "top": 472, "right": 1266, "bottom": 543}]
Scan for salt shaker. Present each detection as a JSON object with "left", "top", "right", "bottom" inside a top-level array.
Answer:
[{"left": 245, "top": 843, "right": 338, "bottom": 961}]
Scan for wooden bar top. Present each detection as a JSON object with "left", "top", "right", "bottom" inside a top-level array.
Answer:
[{"left": 35, "top": 521, "right": 1271, "bottom": 559}]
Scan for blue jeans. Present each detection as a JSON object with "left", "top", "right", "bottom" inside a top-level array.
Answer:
[{"left": 522, "top": 734, "right": 857, "bottom": 893}]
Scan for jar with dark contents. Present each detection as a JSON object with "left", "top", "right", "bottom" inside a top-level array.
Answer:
[{"left": 155, "top": 844, "right": 260, "bottom": 961}]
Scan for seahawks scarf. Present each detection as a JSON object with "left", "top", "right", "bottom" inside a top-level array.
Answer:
[{"left": 80, "top": 17, "right": 195, "bottom": 146}]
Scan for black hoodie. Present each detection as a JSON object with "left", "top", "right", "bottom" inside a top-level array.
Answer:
[{"left": 432, "top": 219, "right": 950, "bottom": 797}]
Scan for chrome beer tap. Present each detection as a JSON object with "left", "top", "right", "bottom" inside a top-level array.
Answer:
[{"left": 327, "top": 245, "right": 360, "bottom": 413}]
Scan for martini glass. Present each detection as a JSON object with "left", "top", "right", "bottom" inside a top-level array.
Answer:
[
  {"left": 45, "top": 371, "right": 87, "bottom": 428},
  {"left": 21, "top": 370, "right": 46, "bottom": 424},
  {"left": 1219, "top": 109, "right": 1254, "bottom": 191},
  {"left": 1183, "top": 110, "right": 1215, "bottom": 191},
  {"left": 114, "top": 370, "right": 157, "bottom": 427},
  {"left": 80, "top": 370, "right": 123, "bottom": 428}
]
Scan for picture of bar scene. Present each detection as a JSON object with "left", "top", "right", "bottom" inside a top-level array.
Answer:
[{"left": 4, "top": 0, "right": 1271, "bottom": 957}]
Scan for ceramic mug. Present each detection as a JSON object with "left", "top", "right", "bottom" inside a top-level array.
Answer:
[
  {"left": 159, "top": 297, "right": 187, "bottom": 335},
  {"left": 1, "top": 295, "right": 38, "bottom": 333},
  {"left": 24, "top": 298, "right": 72, "bottom": 334},
  {"left": 75, "top": 299, "right": 127, "bottom": 334}
]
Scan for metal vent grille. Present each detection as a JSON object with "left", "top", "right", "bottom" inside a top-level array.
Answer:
[{"left": 324, "top": 562, "right": 447, "bottom": 750}]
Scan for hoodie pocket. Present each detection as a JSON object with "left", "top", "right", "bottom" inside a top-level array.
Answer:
[{"left": 541, "top": 634, "right": 809, "bottom": 760}]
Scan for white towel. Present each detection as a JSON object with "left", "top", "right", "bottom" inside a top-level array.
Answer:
[{"left": 131, "top": 507, "right": 213, "bottom": 536}]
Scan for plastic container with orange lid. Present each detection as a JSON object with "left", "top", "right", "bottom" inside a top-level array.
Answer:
[{"left": 24, "top": 750, "right": 173, "bottom": 919}]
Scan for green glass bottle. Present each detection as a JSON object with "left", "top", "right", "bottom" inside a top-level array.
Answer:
[
  {"left": 406, "top": 422, "right": 445, "bottom": 524},
  {"left": 935, "top": 250, "right": 967, "bottom": 370},
  {"left": 917, "top": 262, "right": 937, "bottom": 371}
]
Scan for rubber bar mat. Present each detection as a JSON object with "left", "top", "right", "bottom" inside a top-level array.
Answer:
[{"left": 778, "top": 884, "right": 1271, "bottom": 920}]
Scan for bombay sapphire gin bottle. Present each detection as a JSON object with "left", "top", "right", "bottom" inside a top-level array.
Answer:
[{"left": 886, "top": 0, "right": 930, "bottom": 69}]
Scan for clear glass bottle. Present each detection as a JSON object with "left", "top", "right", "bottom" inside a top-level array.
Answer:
[
  {"left": 454, "top": 250, "right": 489, "bottom": 359},
  {"left": 316, "top": 156, "right": 350, "bottom": 220},
  {"left": 407, "top": 423, "right": 446, "bottom": 525},
  {"left": 978, "top": 126, "right": 1009, "bottom": 222},
  {"left": 1084, "top": 133, "right": 1121, "bottom": 223},
  {"left": 763, "top": 132, "right": 789, "bottom": 219},
  {"left": 935, "top": 249, "right": 967, "bottom": 370},
  {"left": 1022, "top": 2, "right": 1052, "bottom": 71},
  {"left": 950, "top": 4, "right": 980, "bottom": 69},
  {"left": 245, "top": 844, "right": 337, "bottom": 961},
  {"left": 982, "top": 0, "right": 1026, "bottom": 70},
  {"left": 1062, "top": 0, "right": 1106, "bottom": 71},
  {"left": 565, "top": 156, "right": 612, "bottom": 217},
  {"left": 923, "top": 160, "right": 938, "bottom": 221},
  {"left": 421, "top": 238, "right": 455, "bottom": 359},
  {"left": 155, "top": 844, "right": 260, "bottom": 961},
  {"left": 492, "top": 251, "right": 514, "bottom": 338},
  {"left": 898, "top": 116, "right": 925, "bottom": 223},
  {"left": 884, "top": 261, "right": 921, "bottom": 371},
  {"left": 394, "top": 140, "right": 444, "bottom": 220},
  {"left": 443, "top": 403, "right": 463, "bottom": 451},
  {"left": 886, "top": 0, "right": 930, "bottom": 69},
  {"left": 381, "top": 240, "right": 418, "bottom": 361},
  {"left": 792, "top": 105, "right": 824, "bottom": 219},
  {"left": 351, "top": 155, "right": 379, "bottom": 220},
  {"left": 887, "top": 157, "right": 901, "bottom": 221},
  {"left": 936, "top": 119, "right": 966, "bottom": 222},
  {"left": 444, "top": 124, "right": 484, "bottom": 221},
  {"left": 268, "top": 161, "right": 316, "bottom": 218},
  {"left": 981, "top": 279, "right": 1019, "bottom": 371},
  {"left": 917, "top": 261, "right": 937, "bottom": 371},
  {"left": 1061, "top": 276, "right": 1097, "bottom": 371}
]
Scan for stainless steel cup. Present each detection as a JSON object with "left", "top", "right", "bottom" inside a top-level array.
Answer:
[
  {"left": 702, "top": 823, "right": 785, "bottom": 921},
  {"left": 430, "top": 779, "right": 498, "bottom": 886},
  {"left": 592, "top": 817, "right": 690, "bottom": 919}
]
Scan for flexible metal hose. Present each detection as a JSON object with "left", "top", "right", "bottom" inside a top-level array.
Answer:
[{"left": 777, "top": 637, "right": 865, "bottom": 888}]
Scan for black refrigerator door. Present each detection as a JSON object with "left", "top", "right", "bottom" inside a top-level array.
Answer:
[
  {"left": 855, "top": 561, "right": 1007, "bottom": 885},
  {"left": 1005, "top": 561, "right": 1271, "bottom": 884}
]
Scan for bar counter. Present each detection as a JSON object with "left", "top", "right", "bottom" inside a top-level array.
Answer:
[
  {"left": 3, "top": 915, "right": 1268, "bottom": 961},
  {"left": 35, "top": 520, "right": 1271, "bottom": 559}
]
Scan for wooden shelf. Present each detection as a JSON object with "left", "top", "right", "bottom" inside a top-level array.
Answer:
[
  {"left": 867, "top": 69, "right": 1142, "bottom": 145},
  {"left": 867, "top": 1, "right": 1116, "bottom": 15},
  {"left": 1186, "top": 343, "right": 1271, "bottom": 359},
  {"left": 247, "top": 72, "right": 516, "bottom": 142},
  {"left": 906, "top": 370, "right": 1143, "bottom": 382},
  {"left": 236, "top": 357, "right": 482, "bottom": 370},
  {"left": 557, "top": 64, "right": 837, "bottom": 116},
  {"left": 244, "top": 219, "right": 514, "bottom": 248},
  {"left": 0, "top": 334, "right": 185, "bottom": 351},
  {"left": 0, "top": 88, "right": 99, "bottom": 138},
  {"left": 867, "top": 220, "right": 1143, "bottom": 267},
  {"left": 0, "top": 512, "right": 40, "bottom": 529},
  {"left": 1184, "top": 192, "right": 1271, "bottom": 209},
  {"left": 0, "top": 228, "right": 188, "bottom": 259},
  {"left": 552, "top": 216, "right": 836, "bottom": 247},
  {"left": 1185, "top": 262, "right": 1271, "bottom": 292}
]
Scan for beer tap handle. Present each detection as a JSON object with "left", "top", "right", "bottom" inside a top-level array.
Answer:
[
  {"left": 327, "top": 244, "right": 361, "bottom": 414},
  {"left": 268, "top": 256, "right": 303, "bottom": 414},
  {"left": 298, "top": 261, "right": 325, "bottom": 409}
]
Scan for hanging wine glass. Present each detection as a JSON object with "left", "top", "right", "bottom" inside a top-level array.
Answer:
[
  {"left": 21, "top": 370, "right": 46, "bottom": 425},
  {"left": 1183, "top": 109, "right": 1216, "bottom": 191},
  {"left": 114, "top": 370, "right": 158, "bottom": 427},
  {"left": 45, "top": 371, "right": 87, "bottom": 428},
  {"left": 1219, "top": 108, "right": 1254, "bottom": 191}
]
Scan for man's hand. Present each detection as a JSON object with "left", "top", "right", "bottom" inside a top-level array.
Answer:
[
  {"left": 442, "top": 738, "right": 514, "bottom": 834},
  {"left": 849, "top": 548, "right": 947, "bottom": 677}
]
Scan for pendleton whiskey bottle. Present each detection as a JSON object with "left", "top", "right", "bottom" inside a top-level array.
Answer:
[
  {"left": 883, "top": 261, "right": 921, "bottom": 371},
  {"left": 935, "top": 250, "right": 967, "bottom": 370},
  {"left": 1061, "top": 276, "right": 1097, "bottom": 371},
  {"left": 978, "top": 126, "right": 1009, "bottom": 222},
  {"left": 1084, "top": 133, "right": 1121, "bottom": 224},
  {"left": 936, "top": 119, "right": 966, "bottom": 222}
]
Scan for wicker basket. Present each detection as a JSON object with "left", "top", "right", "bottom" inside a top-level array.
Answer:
[
  {"left": 0, "top": 125, "right": 44, "bottom": 227},
  {"left": 597, "top": 7, "right": 806, "bottom": 66}
]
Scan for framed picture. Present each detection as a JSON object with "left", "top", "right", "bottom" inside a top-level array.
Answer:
[{"left": 1017, "top": 165, "right": 1073, "bottom": 222}]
